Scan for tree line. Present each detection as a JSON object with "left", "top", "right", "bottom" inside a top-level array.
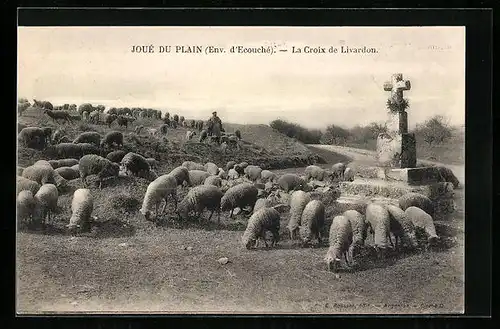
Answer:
[{"left": 269, "top": 115, "right": 456, "bottom": 149}]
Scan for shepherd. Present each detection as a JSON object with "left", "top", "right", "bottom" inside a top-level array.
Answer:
[{"left": 208, "top": 111, "right": 222, "bottom": 144}]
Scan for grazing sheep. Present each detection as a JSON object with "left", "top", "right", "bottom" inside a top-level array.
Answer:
[
  {"left": 186, "top": 130, "right": 196, "bottom": 141},
  {"left": 49, "top": 159, "right": 79, "bottom": 169},
  {"left": 277, "top": 173, "right": 310, "bottom": 192},
  {"left": 221, "top": 183, "right": 258, "bottom": 218},
  {"left": 239, "top": 162, "right": 249, "bottom": 169},
  {"left": 398, "top": 192, "right": 435, "bottom": 217},
  {"left": 33, "top": 161, "right": 68, "bottom": 188},
  {"left": 199, "top": 129, "right": 208, "bottom": 142},
  {"left": 204, "top": 162, "right": 219, "bottom": 176},
  {"left": 287, "top": 190, "right": 311, "bottom": 240},
  {"left": 225, "top": 161, "right": 237, "bottom": 171},
  {"left": 55, "top": 166, "right": 80, "bottom": 180},
  {"left": 227, "top": 168, "right": 239, "bottom": 180},
  {"left": 324, "top": 215, "right": 353, "bottom": 272},
  {"left": 101, "top": 131, "right": 124, "bottom": 148},
  {"left": 159, "top": 124, "right": 168, "bottom": 135},
  {"left": 253, "top": 198, "right": 272, "bottom": 213},
  {"left": 120, "top": 152, "right": 152, "bottom": 179},
  {"left": 169, "top": 166, "right": 191, "bottom": 186},
  {"left": 260, "top": 170, "right": 277, "bottom": 183},
  {"left": 106, "top": 150, "right": 127, "bottom": 163},
  {"left": 299, "top": 200, "right": 326, "bottom": 245},
  {"left": 50, "top": 143, "right": 84, "bottom": 159},
  {"left": 241, "top": 207, "right": 280, "bottom": 249},
  {"left": 188, "top": 170, "right": 211, "bottom": 186},
  {"left": 217, "top": 168, "right": 228, "bottom": 180},
  {"left": 182, "top": 161, "right": 206, "bottom": 171},
  {"left": 436, "top": 166, "right": 460, "bottom": 188},
  {"left": 22, "top": 164, "right": 56, "bottom": 186},
  {"left": 116, "top": 115, "right": 134, "bottom": 128},
  {"left": 73, "top": 132, "right": 102, "bottom": 146},
  {"left": 17, "top": 191, "right": 36, "bottom": 224},
  {"left": 244, "top": 165, "right": 263, "bottom": 182},
  {"left": 343, "top": 167, "right": 355, "bottom": 182},
  {"left": 386, "top": 204, "right": 418, "bottom": 250},
  {"left": 66, "top": 188, "right": 94, "bottom": 232},
  {"left": 79, "top": 143, "right": 101, "bottom": 157},
  {"left": 43, "top": 109, "right": 73, "bottom": 124},
  {"left": 33, "top": 184, "right": 59, "bottom": 225},
  {"left": 140, "top": 174, "right": 178, "bottom": 221},
  {"left": 343, "top": 210, "right": 366, "bottom": 259},
  {"left": 79, "top": 154, "right": 120, "bottom": 189},
  {"left": 365, "top": 203, "right": 393, "bottom": 257},
  {"left": 17, "top": 176, "right": 41, "bottom": 195},
  {"left": 104, "top": 113, "right": 118, "bottom": 127},
  {"left": 404, "top": 206, "right": 439, "bottom": 245},
  {"left": 177, "top": 185, "right": 224, "bottom": 222},
  {"left": 204, "top": 175, "right": 222, "bottom": 188},
  {"left": 18, "top": 127, "right": 47, "bottom": 150},
  {"left": 41, "top": 127, "right": 53, "bottom": 145},
  {"left": 331, "top": 162, "right": 346, "bottom": 180},
  {"left": 304, "top": 165, "right": 328, "bottom": 181}
]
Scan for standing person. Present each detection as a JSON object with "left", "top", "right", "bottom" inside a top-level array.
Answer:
[{"left": 210, "top": 111, "right": 222, "bottom": 144}]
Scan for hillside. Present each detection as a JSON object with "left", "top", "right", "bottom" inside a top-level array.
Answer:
[{"left": 17, "top": 107, "right": 324, "bottom": 171}]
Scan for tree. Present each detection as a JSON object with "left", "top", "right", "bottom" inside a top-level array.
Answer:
[
  {"left": 269, "top": 119, "right": 322, "bottom": 144},
  {"left": 321, "top": 124, "right": 351, "bottom": 145},
  {"left": 414, "top": 115, "right": 452, "bottom": 146}
]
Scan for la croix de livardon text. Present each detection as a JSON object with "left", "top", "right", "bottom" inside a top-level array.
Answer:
[{"left": 130, "top": 44, "right": 378, "bottom": 55}]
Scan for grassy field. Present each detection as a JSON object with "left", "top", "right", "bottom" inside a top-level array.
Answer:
[{"left": 16, "top": 108, "right": 464, "bottom": 314}]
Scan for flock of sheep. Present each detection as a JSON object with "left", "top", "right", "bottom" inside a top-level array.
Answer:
[{"left": 17, "top": 100, "right": 445, "bottom": 273}]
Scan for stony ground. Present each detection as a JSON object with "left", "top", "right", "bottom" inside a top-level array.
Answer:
[{"left": 16, "top": 109, "right": 464, "bottom": 314}]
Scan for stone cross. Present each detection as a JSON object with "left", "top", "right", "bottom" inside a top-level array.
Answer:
[
  {"left": 384, "top": 73, "right": 411, "bottom": 134},
  {"left": 376, "top": 73, "right": 416, "bottom": 169}
]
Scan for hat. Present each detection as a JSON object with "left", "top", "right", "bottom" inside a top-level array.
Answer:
[{"left": 212, "top": 111, "right": 217, "bottom": 115}]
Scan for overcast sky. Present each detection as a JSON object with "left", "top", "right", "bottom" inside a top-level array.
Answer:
[{"left": 18, "top": 26, "right": 465, "bottom": 129}]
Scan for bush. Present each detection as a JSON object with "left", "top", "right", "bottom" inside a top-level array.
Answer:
[
  {"left": 413, "top": 115, "right": 453, "bottom": 146},
  {"left": 269, "top": 119, "right": 322, "bottom": 144}
]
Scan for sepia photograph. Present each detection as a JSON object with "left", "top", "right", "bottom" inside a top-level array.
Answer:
[{"left": 16, "top": 24, "right": 465, "bottom": 314}]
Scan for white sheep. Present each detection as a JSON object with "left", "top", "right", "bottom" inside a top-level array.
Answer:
[
  {"left": 204, "top": 162, "right": 219, "bottom": 176},
  {"left": 277, "top": 173, "right": 311, "bottom": 192},
  {"left": 287, "top": 190, "right": 311, "bottom": 240},
  {"left": 227, "top": 168, "right": 239, "bottom": 180},
  {"left": 304, "top": 165, "right": 328, "bottom": 181},
  {"left": 33, "top": 183, "right": 59, "bottom": 226},
  {"left": 253, "top": 198, "right": 272, "bottom": 213},
  {"left": 186, "top": 130, "right": 196, "bottom": 141},
  {"left": 17, "top": 190, "right": 36, "bottom": 225},
  {"left": 140, "top": 174, "right": 178, "bottom": 221},
  {"left": 343, "top": 167, "right": 355, "bottom": 182},
  {"left": 66, "top": 188, "right": 94, "bottom": 232},
  {"left": 260, "top": 170, "right": 277, "bottom": 183},
  {"left": 188, "top": 170, "right": 211, "bottom": 186},
  {"left": 241, "top": 207, "right": 280, "bottom": 249},
  {"left": 221, "top": 183, "right": 259, "bottom": 218},
  {"left": 299, "top": 200, "right": 326, "bottom": 245},
  {"left": 365, "top": 203, "right": 393, "bottom": 258},
  {"left": 244, "top": 165, "right": 263, "bottom": 182},
  {"left": 386, "top": 204, "right": 418, "bottom": 250},
  {"left": 217, "top": 168, "right": 228, "bottom": 180},
  {"left": 169, "top": 166, "right": 191, "bottom": 186},
  {"left": 331, "top": 162, "right": 346, "bottom": 180},
  {"left": 204, "top": 175, "right": 222, "bottom": 188},
  {"left": 342, "top": 209, "right": 366, "bottom": 258},
  {"left": 182, "top": 161, "right": 206, "bottom": 171},
  {"left": 177, "top": 185, "right": 223, "bottom": 222},
  {"left": 404, "top": 206, "right": 439, "bottom": 246},
  {"left": 17, "top": 176, "right": 41, "bottom": 195},
  {"left": 324, "top": 215, "right": 353, "bottom": 272}
]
